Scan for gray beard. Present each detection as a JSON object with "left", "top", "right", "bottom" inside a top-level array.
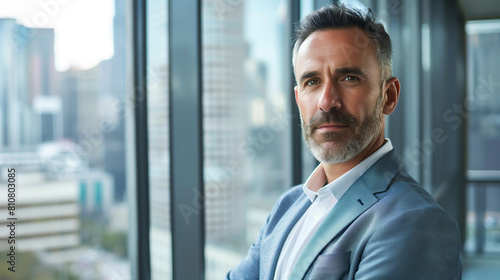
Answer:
[{"left": 301, "top": 95, "right": 384, "bottom": 164}]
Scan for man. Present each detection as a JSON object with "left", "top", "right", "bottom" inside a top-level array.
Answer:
[{"left": 227, "top": 3, "right": 462, "bottom": 280}]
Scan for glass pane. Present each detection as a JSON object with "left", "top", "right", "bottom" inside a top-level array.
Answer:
[
  {"left": 0, "top": 0, "right": 131, "bottom": 279},
  {"left": 147, "top": 0, "right": 172, "bottom": 279},
  {"left": 465, "top": 20, "right": 500, "bottom": 254},
  {"left": 202, "top": 0, "right": 292, "bottom": 278},
  {"left": 466, "top": 20, "right": 500, "bottom": 171}
]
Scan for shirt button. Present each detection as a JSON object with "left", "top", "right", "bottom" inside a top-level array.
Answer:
[{"left": 314, "top": 214, "right": 320, "bottom": 220}]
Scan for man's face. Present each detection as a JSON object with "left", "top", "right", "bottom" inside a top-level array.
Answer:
[{"left": 294, "top": 28, "right": 386, "bottom": 164}]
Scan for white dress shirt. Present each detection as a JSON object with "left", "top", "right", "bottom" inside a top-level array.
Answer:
[{"left": 274, "top": 139, "right": 393, "bottom": 280}]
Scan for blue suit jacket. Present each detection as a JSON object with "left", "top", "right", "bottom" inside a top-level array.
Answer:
[{"left": 226, "top": 150, "right": 462, "bottom": 280}]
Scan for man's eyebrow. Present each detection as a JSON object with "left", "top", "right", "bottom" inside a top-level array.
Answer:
[
  {"left": 298, "top": 71, "right": 321, "bottom": 84},
  {"left": 335, "top": 67, "right": 367, "bottom": 78}
]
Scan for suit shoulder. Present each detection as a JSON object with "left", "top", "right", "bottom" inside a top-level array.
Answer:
[
  {"left": 268, "top": 184, "right": 306, "bottom": 217},
  {"left": 376, "top": 169, "right": 458, "bottom": 229},
  {"left": 274, "top": 184, "right": 305, "bottom": 207},
  {"left": 384, "top": 169, "right": 441, "bottom": 208}
]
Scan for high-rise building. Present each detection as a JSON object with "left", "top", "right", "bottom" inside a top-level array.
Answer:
[
  {"left": 0, "top": 18, "right": 63, "bottom": 150},
  {"left": 147, "top": 0, "right": 170, "bottom": 232},
  {"left": 203, "top": 0, "right": 247, "bottom": 241},
  {"left": 146, "top": 0, "right": 172, "bottom": 279},
  {"left": 0, "top": 19, "right": 34, "bottom": 148},
  {"left": 27, "top": 27, "right": 62, "bottom": 144},
  {"left": 105, "top": 0, "right": 128, "bottom": 201},
  {"left": 61, "top": 65, "right": 109, "bottom": 169}
]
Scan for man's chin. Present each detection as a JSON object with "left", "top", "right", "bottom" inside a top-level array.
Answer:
[{"left": 309, "top": 142, "right": 350, "bottom": 162}]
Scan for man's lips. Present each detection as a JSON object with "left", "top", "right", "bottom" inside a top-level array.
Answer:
[{"left": 315, "top": 123, "right": 349, "bottom": 131}]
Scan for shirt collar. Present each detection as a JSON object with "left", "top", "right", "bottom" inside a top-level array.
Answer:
[{"left": 302, "top": 139, "right": 394, "bottom": 202}]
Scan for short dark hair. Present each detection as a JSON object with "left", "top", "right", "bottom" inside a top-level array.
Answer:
[{"left": 293, "top": 3, "right": 393, "bottom": 81}]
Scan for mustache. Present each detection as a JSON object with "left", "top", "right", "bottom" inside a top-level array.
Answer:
[{"left": 307, "top": 110, "right": 357, "bottom": 131}]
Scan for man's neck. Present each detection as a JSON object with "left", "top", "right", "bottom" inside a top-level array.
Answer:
[{"left": 323, "top": 133, "right": 386, "bottom": 183}]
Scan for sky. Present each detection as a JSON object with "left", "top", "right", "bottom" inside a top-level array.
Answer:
[{"left": 0, "top": 0, "right": 115, "bottom": 71}]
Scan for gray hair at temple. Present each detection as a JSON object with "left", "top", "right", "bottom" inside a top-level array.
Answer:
[{"left": 292, "top": 3, "right": 393, "bottom": 82}]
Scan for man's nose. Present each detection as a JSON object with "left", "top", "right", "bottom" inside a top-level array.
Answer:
[{"left": 318, "top": 81, "right": 341, "bottom": 112}]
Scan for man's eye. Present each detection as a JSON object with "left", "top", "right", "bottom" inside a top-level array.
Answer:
[
  {"left": 344, "top": 76, "right": 360, "bottom": 82},
  {"left": 306, "top": 79, "right": 320, "bottom": 86}
]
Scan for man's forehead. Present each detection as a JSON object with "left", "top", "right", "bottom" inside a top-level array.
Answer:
[
  {"left": 295, "top": 28, "right": 376, "bottom": 71},
  {"left": 298, "top": 27, "right": 373, "bottom": 57}
]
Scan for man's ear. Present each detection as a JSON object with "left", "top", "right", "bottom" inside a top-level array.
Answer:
[{"left": 382, "top": 77, "right": 400, "bottom": 115}]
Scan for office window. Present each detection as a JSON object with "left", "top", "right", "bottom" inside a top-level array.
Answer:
[
  {"left": 202, "top": 0, "right": 293, "bottom": 278},
  {"left": 147, "top": 0, "right": 172, "bottom": 279},
  {"left": 465, "top": 20, "right": 500, "bottom": 254},
  {"left": 0, "top": 0, "right": 132, "bottom": 279}
]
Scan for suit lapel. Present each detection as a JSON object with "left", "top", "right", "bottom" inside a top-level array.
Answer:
[
  {"left": 289, "top": 151, "right": 403, "bottom": 279},
  {"left": 261, "top": 194, "right": 311, "bottom": 280}
]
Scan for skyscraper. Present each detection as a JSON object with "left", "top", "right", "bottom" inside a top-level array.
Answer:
[
  {"left": 27, "top": 27, "right": 61, "bottom": 144},
  {"left": 203, "top": 0, "right": 247, "bottom": 240},
  {"left": 0, "top": 19, "right": 37, "bottom": 148},
  {"left": 147, "top": 0, "right": 172, "bottom": 279}
]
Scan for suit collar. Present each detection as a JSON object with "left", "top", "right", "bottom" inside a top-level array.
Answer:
[{"left": 290, "top": 150, "right": 404, "bottom": 279}]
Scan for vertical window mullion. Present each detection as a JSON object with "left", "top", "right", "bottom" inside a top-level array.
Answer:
[
  {"left": 169, "top": 0, "right": 205, "bottom": 279},
  {"left": 133, "top": 0, "right": 151, "bottom": 279},
  {"left": 290, "top": 0, "right": 303, "bottom": 186}
]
